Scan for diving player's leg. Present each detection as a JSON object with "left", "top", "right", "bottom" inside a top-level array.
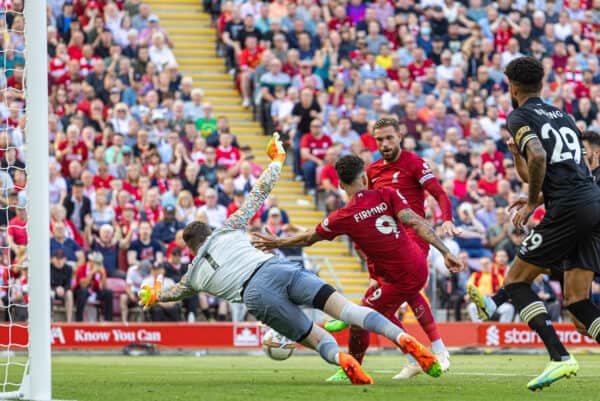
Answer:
[
  {"left": 300, "top": 324, "right": 373, "bottom": 385},
  {"left": 321, "top": 290, "right": 441, "bottom": 378}
]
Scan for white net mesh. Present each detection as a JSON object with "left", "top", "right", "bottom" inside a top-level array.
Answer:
[{"left": 0, "top": 2, "right": 29, "bottom": 396}]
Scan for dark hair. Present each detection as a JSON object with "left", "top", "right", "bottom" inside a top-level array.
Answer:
[
  {"left": 335, "top": 155, "right": 365, "bottom": 185},
  {"left": 373, "top": 117, "right": 400, "bottom": 133},
  {"left": 504, "top": 57, "right": 544, "bottom": 93},
  {"left": 582, "top": 131, "right": 600, "bottom": 148},
  {"left": 182, "top": 221, "right": 212, "bottom": 251}
]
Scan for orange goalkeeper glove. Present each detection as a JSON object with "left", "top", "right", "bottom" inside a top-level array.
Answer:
[
  {"left": 266, "top": 132, "right": 286, "bottom": 165},
  {"left": 139, "top": 274, "right": 163, "bottom": 310}
]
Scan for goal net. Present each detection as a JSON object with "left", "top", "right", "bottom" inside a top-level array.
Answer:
[{"left": 0, "top": 0, "right": 51, "bottom": 400}]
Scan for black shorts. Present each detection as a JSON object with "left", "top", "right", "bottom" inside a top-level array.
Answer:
[{"left": 518, "top": 199, "right": 600, "bottom": 274}]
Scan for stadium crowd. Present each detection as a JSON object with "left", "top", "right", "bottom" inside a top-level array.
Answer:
[{"left": 0, "top": 0, "right": 599, "bottom": 324}]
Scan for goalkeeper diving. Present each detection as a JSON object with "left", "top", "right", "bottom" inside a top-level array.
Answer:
[{"left": 140, "top": 133, "right": 446, "bottom": 384}]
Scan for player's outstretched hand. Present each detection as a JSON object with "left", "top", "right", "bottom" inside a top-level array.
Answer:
[
  {"left": 251, "top": 232, "right": 281, "bottom": 251},
  {"left": 139, "top": 274, "right": 163, "bottom": 310},
  {"left": 508, "top": 196, "right": 527, "bottom": 214},
  {"left": 266, "top": 132, "right": 286, "bottom": 164},
  {"left": 512, "top": 203, "right": 535, "bottom": 228},
  {"left": 444, "top": 253, "right": 464, "bottom": 273},
  {"left": 440, "top": 221, "right": 463, "bottom": 237}
]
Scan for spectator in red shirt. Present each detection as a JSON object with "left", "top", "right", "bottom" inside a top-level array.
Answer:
[
  {"left": 215, "top": 131, "right": 241, "bottom": 170},
  {"left": 7, "top": 205, "right": 28, "bottom": 255},
  {"left": 300, "top": 118, "right": 333, "bottom": 195},
  {"left": 328, "top": 5, "right": 353, "bottom": 31},
  {"left": 319, "top": 148, "right": 342, "bottom": 212},
  {"left": 481, "top": 139, "right": 506, "bottom": 177},
  {"left": 140, "top": 188, "right": 164, "bottom": 226},
  {"left": 477, "top": 161, "right": 499, "bottom": 196},
  {"left": 408, "top": 47, "right": 434, "bottom": 82},
  {"left": 74, "top": 252, "right": 113, "bottom": 322},
  {"left": 93, "top": 160, "right": 114, "bottom": 190},
  {"left": 56, "top": 124, "right": 89, "bottom": 176},
  {"left": 239, "top": 35, "right": 265, "bottom": 107}
]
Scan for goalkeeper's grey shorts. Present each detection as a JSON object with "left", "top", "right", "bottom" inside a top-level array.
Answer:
[{"left": 241, "top": 258, "right": 335, "bottom": 342}]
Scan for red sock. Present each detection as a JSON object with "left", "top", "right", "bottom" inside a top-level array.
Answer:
[
  {"left": 348, "top": 325, "right": 370, "bottom": 364},
  {"left": 408, "top": 293, "right": 441, "bottom": 343}
]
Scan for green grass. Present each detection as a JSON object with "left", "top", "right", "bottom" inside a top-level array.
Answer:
[{"left": 4, "top": 354, "right": 600, "bottom": 401}]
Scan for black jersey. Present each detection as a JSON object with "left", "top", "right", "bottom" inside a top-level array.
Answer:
[{"left": 506, "top": 97, "right": 600, "bottom": 205}]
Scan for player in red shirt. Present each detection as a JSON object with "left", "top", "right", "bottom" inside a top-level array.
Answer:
[
  {"left": 239, "top": 35, "right": 265, "bottom": 107},
  {"left": 252, "top": 154, "right": 463, "bottom": 380},
  {"left": 361, "top": 117, "right": 461, "bottom": 379}
]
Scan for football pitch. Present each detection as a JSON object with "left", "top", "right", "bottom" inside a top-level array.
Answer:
[{"left": 6, "top": 354, "right": 594, "bottom": 401}]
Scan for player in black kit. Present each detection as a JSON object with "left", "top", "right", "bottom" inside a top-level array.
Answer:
[{"left": 470, "top": 57, "right": 600, "bottom": 391}]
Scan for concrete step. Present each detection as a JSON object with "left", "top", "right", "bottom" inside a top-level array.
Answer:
[
  {"left": 173, "top": 49, "right": 217, "bottom": 57},
  {"left": 149, "top": 4, "right": 203, "bottom": 11},
  {"left": 158, "top": 18, "right": 215, "bottom": 25},
  {"left": 195, "top": 81, "right": 235, "bottom": 89},
  {"left": 173, "top": 47, "right": 217, "bottom": 55},
  {"left": 166, "top": 27, "right": 216, "bottom": 35},
  {"left": 147, "top": 0, "right": 202, "bottom": 4},
  {"left": 320, "top": 272, "right": 369, "bottom": 279},
  {"left": 305, "top": 248, "right": 351, "bottom": 256}
]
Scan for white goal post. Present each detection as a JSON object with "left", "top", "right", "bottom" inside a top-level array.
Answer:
[{"left": 0, "top": 0, "right": 52, "bottom": 399}]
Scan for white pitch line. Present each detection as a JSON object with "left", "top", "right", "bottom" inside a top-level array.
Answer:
[{"left": 373, "top": 370, "right": 596, "bottom": 378}]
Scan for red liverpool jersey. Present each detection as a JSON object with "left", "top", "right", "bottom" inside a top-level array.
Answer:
[
  {"left": 366, "top": 150, "right": 435, "bottom": 253},
  {"left": 315, "top": 188, "right": 426, "bottom": 286}
]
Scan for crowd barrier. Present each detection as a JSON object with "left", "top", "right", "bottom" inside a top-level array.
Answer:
[{"left": 3, "top": 322, "right": 598, "bottom": 350}]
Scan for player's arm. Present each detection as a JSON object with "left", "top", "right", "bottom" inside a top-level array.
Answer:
[
  {"left": 252, "top": 229, "right": 324, "bottom": 251},
  {"left": 223, "top": 133, "right": 285, "bottom": 230},
  {"left": 139, "top": 273, "right": 197, "bottom": 308},
  {"left": 414, "top": 158, "right": 461, "bottom": 236},
  {"left": 397, "top": 208, "right": 463, "bottom": 273},
  {"left": 506, "top": 137, "right": 530, "bottom": 183},
  {"left": 513, "top": 137, "right": 547, "bottom": 227}
]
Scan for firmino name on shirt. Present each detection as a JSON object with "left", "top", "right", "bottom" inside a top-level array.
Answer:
[{"left": 354, "top": 202, "right": 388, "bottom": 222}]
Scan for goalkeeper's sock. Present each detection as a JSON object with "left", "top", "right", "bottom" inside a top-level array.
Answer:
[
  {"left": 505, "top": 283, "right": 569, "bottom": 361},
  {"left": 492, "top": 287, "right": 509, "bottom": 307},
  {"left": 567, "top": 300, "right": 600, "bottom": 343},
  {"left": 316, "top": 332, "right": 341, "bottom": 365},
  {"left": 340, "top": 303, "right": 403, "bottom": 344},
  {"left": 408, "top": 293, "right": 441, "bottom": 343},
  {"left": 348, "top": 326, "right": 370, "bottom": 364}
]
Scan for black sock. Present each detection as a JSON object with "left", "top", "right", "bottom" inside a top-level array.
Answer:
[
  {"left": 217, "top": 314, "right": 227, "bottom": 321},
  {"left": 492, "top": 287, "right": 509, "bottom": 306},
  {"left": 567, "top": 300, "right": 600, "bottom": 343},
  {"left": 505, "top": 282, "right": 569, "bottom": 361},
  {"left": 201, "top": 309, "right": 211, "bottom": 321}
]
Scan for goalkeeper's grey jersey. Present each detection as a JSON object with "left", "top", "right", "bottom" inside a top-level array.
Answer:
[{"left": 187, "top": 228, "right": 273, "bottom": 302}]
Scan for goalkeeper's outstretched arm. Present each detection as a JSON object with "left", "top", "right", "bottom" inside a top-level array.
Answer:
[
  {"left": 139, "top": 273, "right": 197, "bottom": 308},
  {"left": 224, "top": 133, "right": 286, "bottom": 230}
]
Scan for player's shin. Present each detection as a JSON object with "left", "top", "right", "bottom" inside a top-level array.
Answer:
[
  {"left": 348, "top": 326, "right": 370, "bottom": 364},
  {"left": 567, "top": 300, "right": 600, "bottom": 343},
  {"left": 505, "top": 282, "right": 570, "bottom": 361},
  {"left": 336, "top": 300, "right": 441, "bottom": 377},
  {"left": 408, "top": 293, "right": 443, "bottom": 349}
]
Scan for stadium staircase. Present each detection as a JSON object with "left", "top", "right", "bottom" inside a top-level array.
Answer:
[{"left": 150, "top": 0, "right": 367, "bottom": 302}]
